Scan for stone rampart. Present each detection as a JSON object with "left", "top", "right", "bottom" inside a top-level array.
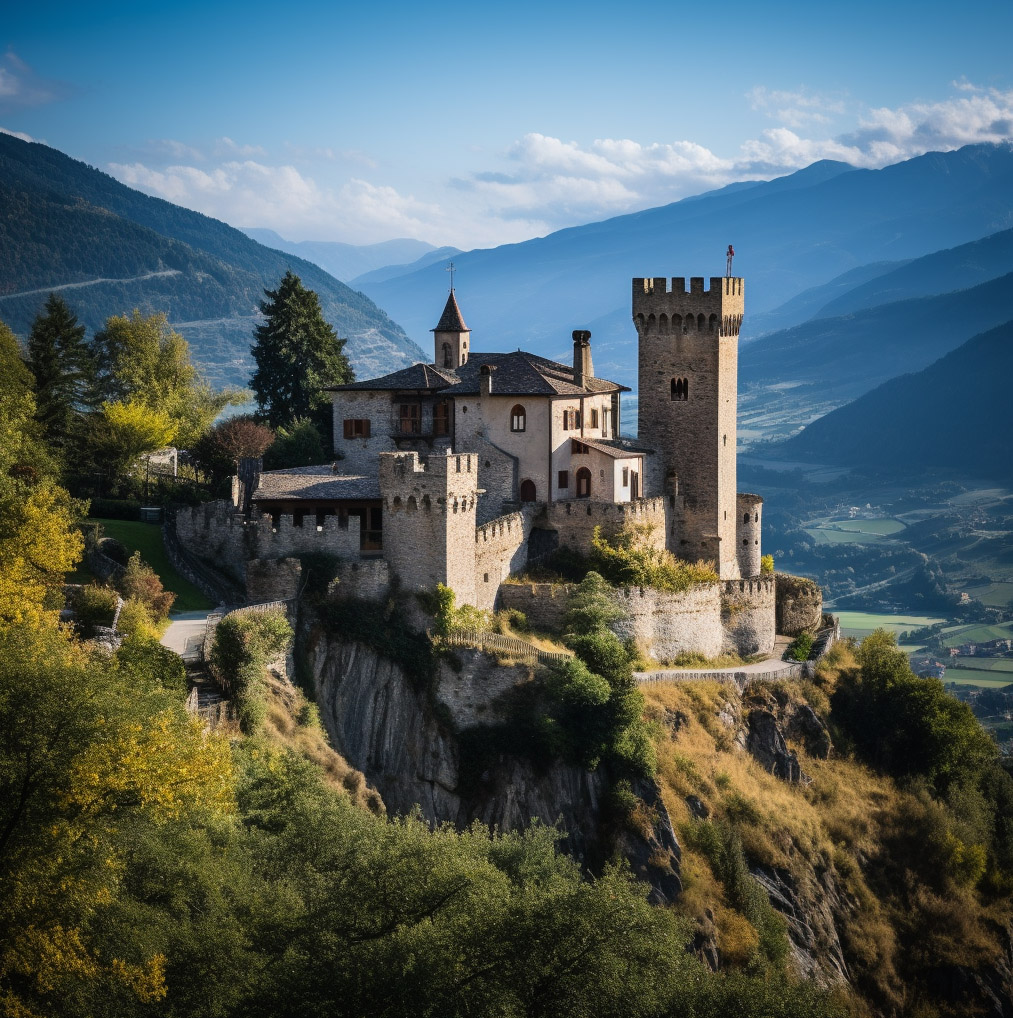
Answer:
[
  {"left": 775, "top": 573, "right": 823, "bottom": 636},
  {"left": 500, "top": 579, "right": 724, "bottom": 660},
  {"left": 330, "top": 559, "right": 391, "bottom": 602},
  {"left": 474, "top": 511, "right": 531, "bottom": 612},
  {"left": 246, "top": 557, "right": 302, "bottom": 603},
  {"left": 175, "top": 501, "right": 363, "bottom": 585},
  {"left": 721, "top": 575, "right": 776, "bottom": 656},
  {"left": 540, "top": 496, "right": 668, "bottom": 554}
]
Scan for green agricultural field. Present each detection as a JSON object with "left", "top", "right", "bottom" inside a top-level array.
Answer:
[
  {"left": 943, "top": 669, "right": 1013, "bottom": 688},
  {"left": 940, "top": 621, "right": 1013, "bottom": 648},
  {"left": 88, "top": 518, "right": 213, "bottom": 612},
  {"left": 805, "top": 528, "right": 886, "bottom": 545},
  {"left": 949, "top": 657, "right": 1013, "bottom": 674},
  {"left": 837, "top": 611, "right": 948, "bottom": 639},
  {"left": 964, "top": 581, "right": 1013, "bottom": 607}
]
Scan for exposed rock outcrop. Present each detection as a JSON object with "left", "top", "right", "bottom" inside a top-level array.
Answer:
[
  {"left": 309, "top": 632, "right": 682, "bottom": 903},
  {"left": 745, "top": 709, "right": 810, "bottom": 784},
  {"left": 775, "top": 573, "right": 823, "bottom": 636}
]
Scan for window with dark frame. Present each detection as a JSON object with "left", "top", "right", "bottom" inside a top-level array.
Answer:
[
  {"left": 399, "top": 403, "right": 421, "bottom": 434},
  {"left": 589, "top": 408, "right": 598, "bottom": 428},
  {"left": 510, "top": 403, "right": 526, "bottom": 432},
  {"left": 571, "top": 439, "right": 590, "bottom": 454},
  {"left": 622, "top": 467, "right": 629, "bottom": 486},
  {"left": 433, "top": 401, "right": 450, "bottom": 436},
  {"left": 343, "top": 418, "right": 371, "bottom": 438},
  {"left": 557, "top": 470, "right": 569, "bottom": 489}
]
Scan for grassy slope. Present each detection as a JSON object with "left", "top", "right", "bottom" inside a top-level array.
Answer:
[
  {"left": 643, "top": 650, "right": 1008, "bottom": 1014},
  {"left": 89, "top": 518, "right": 212, "bottom": 611}
]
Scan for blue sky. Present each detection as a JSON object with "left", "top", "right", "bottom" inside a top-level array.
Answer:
[{"left": 3, "top": 0, "right": 1012, "bottom": 248}]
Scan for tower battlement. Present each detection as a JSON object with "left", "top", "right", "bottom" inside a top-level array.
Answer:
[{"left": 633, "top": 276, "right": 744, "bottom": 338}]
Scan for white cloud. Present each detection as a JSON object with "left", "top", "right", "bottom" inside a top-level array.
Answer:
[
  {"left": 107, "top": 158, "right": 448, "bottom": 244},
  {"left": 213, "top": 136, "right": 267, "bottom": 158},
  {"left": 747, "top": 86, "right": 847, "bottom": 128},
  {"left": 0, "top": 125, "right": 39, "bottom": 143},
  {"left": 0, "top": 50, "right": 72, "bottom": 113}
]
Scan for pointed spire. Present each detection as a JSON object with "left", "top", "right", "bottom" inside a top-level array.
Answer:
[{"left": 432, "top": 290, "right": 469, "bottom": 333}]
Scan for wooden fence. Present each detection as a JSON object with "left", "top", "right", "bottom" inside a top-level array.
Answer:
[{"left": 441, "top": 627, "right": 572, "bottom": 666}]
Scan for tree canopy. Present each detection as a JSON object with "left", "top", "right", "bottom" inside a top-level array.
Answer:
[
  {"left": 250, "top": 272, "right": 353, "bottom": 433},
  {"left": 93, "top": 310, "right": 246, "bottom": 449}
]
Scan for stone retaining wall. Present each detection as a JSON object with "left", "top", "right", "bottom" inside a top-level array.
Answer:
[
  {"left": 539, "top": 496, "right": 668, "bottom": 553},
  {"left": 721, "top": 575, "right": 776, "bottom": 656}
]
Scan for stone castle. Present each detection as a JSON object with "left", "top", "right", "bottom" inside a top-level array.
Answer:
[{"left": 177, "top": 272, "right": 778, "bottom": 658}]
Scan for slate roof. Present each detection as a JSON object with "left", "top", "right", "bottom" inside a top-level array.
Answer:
[
  {"left": 326, "top": 349, "right": 628, "bottom": 398},
  {"left": 432, "top": 291, "right": 469, "bottom": 332},
  {"left": 253, "top": 465, "right": 381, "bottom": 503},
  {"left": 324, "top": 362, "right": 458, "bottom": 392},
  {"left": 577, "top": 437, "right": 656, "bottom": 459}
]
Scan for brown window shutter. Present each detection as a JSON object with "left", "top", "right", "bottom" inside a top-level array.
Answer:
[{"left": 343, "top": 419, "right": 352, "bottom": 439}]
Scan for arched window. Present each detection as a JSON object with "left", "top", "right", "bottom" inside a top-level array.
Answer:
[
  {"left": 520, "top": 479, "right": 537, "bottom": 502},
  {"left": 442, "top": 342, "right": 452, "bottom": 367},
  {"left": 510, "top": 404, "right": 526, "bottom": 432},
  {"left": 407, "top": 496, "right": 417, "bottom": 512},
  {"left": 743, "top": 512, "right": 750, "bottom": 524},
  {"left": 575, "top": 467, "right": 592, "bottom": 499},
  {"left": 671, "top": 377, "right": 688, "bottom": 401}
]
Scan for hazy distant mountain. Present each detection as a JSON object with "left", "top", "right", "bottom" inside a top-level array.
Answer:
[
  {"left": 775, "top": 320, "right": 1013, "bottom": 481},
  {"left": 739, "top": 271, "right": 1013, "bottom": 400},
  {"left": 0, "top": 134, "right": 425, "bottom": 389},
  {"left": 359, "top": 144, "right": 1013, "bottom": 391},
  {"left": 349, "top": 247, "right": 463, "bottom": 287},
  {"left": 240, "top": 229, "right": 449, "bottom": 283}
]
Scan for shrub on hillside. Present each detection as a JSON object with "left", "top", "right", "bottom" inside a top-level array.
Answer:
[
  {"left": 71, "top": 583, "right": 119, "bottom": 635},
  {"left": 590, "top": 524, "right": 718, "bottom": 592},
  {"left": 118, "top": 551, "right": 175, "bottom": 621},
  {"left": 209, "top": 609, "right": 292, "bottom": 734}
]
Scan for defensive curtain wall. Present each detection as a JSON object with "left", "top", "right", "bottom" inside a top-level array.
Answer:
[
  {"left": 540, "top": 496, "right": 669, "bottom": 553},
  {"left": 500, "top": 574, "right": 776, "bottom": 661}
]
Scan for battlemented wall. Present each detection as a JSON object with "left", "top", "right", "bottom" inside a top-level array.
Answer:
[
  {"left": 329, "top": 559, "right": 391, "bottom": 602},
  {"left": 539, "top": 496, "right": 668, "bottom": 553},
  {"left": 721, "top": 575, "right": 776, "bottom": 656},
  {"left": 175, "top": 501, "right": 363, "bottom": 586},
  {"left": 473, "top": 511, "right": 532, "bottom": 612},
  {"left": 500, "top": 580, "right": 725, "bottom": 661}
]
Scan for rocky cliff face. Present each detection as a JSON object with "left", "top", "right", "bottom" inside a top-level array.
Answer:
[{"left": 308, "top": 633, "right": 681, "bottom": 904}]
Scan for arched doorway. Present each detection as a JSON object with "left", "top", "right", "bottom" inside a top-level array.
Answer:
[
  {"left": 520, "top": 479, "right": 537, "bottom": 502},
  {"left": 575, "top": 467, "right": 592, "bottom": 499}
]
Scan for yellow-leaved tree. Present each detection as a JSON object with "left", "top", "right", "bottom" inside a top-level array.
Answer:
[{"left": 0, "top": 322, "right": 84, "bottom": 627}]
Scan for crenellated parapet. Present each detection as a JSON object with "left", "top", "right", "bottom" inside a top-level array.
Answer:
[
  {"left": 633, "top": 277, "right": 744, "bottom": 337},
  {"left": 542, "top": 496, "right": 669, "bottom": 553}
]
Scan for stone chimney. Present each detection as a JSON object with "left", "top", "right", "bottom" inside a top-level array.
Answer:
[
  {"left": 479, "top": 363, "right": 497, "bottom": 397},
  {"left": 572, "top": 330, "right": 593, "bottom": 389}
]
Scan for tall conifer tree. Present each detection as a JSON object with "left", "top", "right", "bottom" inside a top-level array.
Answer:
[
  {"left": 24, "top": 294, "right": 94, "bottom": 453},
  {"left": 250, "top": 271, "right": 353, "bottom": 433}
]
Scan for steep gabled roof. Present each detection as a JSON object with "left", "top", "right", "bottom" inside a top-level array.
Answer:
[
  {"left": 431, "top": 291, "right": 469, "bottom": 333},
  {"left": 324, "top": 362, "right": 458, "bottom": 392},
  {"left": 450, "top": 351, "right": 628, "bottom": 397}
]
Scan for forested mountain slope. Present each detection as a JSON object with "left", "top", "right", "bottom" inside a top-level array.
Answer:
[
  {"left": 775, "top": 319, "right": 1013, "bottom": 480},
  {"left": 739, "top": 271, "right": 1013, "bottom": 402},
  {"left": 359, "top": 144, "right": 1013, "bottom": 390},
  {"left": 0, "top": 134, "right": 425, "bottom": 388}
]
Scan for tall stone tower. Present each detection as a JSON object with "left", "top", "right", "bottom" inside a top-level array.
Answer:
[
  {"left": 432, "top": 291, "right": 471, "bottom": 369},
  {"left": 379, "top": 450, "right": 480, "bottom": 604},
  {"left": 634, "top": 276, "right": 745, "bottom": 579}
]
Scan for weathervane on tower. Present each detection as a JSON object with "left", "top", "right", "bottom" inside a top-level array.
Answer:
[{"left": 446, "top": 260, "right": 456, "bottom": 292}]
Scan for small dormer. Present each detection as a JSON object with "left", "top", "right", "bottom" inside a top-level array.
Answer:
[{"left": 431, "top": 291, "right": 470, "bottom": 369}]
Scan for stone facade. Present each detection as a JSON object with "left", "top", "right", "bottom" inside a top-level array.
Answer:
[
  {"left": 501, "top": 580, "right": 726, "bottom": 660},
  {"left": 175, "top": 501, "right": 363, "bottom": 586},
  {"left": 474, "top": 511, "right": 532, "bottom": 612},
  {"left": 736, "top": 493, "right": 763, "bottom": 579},
  {"left": 634, "top": 277, "right": 746, "bottom": 579},
  {"left": 721, "top": 575, "right": 776, "bottom": 656},
  {"left": 539, "top": 496, "right": 668, "bottom": 553}
]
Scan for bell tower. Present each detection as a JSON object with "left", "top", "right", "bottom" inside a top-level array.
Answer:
[
  {"left": 634, "top": 275, "right": 745, "bottom": 578},
  {"left": 432, "top": 290, "right": 470, "bottom": 369}
]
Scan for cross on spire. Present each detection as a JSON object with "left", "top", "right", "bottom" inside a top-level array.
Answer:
[{"left": 446, "top": 260, "right": 456, "bottom": 292}]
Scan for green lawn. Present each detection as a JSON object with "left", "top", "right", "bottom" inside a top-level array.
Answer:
[
  {"left": 86, "top": 518, "right": 213, "bottom": 612},
  {"left": 805, "top": 517, "right": 905, "bottom": 546},
  {"left": 837, "top": 611, "right": 948, "bottom": 639}
]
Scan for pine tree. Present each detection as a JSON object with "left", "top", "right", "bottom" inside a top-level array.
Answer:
[
  {"left": 24, "top": 294, "right": 95, "bottom": 453},
  {"left": 250, "top": 271, "right": 353, "bottom": 432}
]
